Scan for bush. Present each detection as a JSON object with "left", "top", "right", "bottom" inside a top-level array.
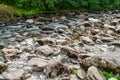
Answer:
[
  {"left": 1, "top": 0, "right": 120, "bottom": 11},
  {"left": 17, "top": 0, "right": 45, "bottom": 10}
]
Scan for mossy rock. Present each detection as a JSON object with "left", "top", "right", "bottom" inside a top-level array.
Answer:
[{"left": 0, "top": 62, "right": 8, "bottom": 73}]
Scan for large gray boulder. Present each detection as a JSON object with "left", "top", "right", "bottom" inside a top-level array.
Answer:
[
  {"left": 87, "top": 66, "right": 106, "bottom": 80},
  {"left": 2, "top": 69, "right": 26, "bottom": 80},
  {"left": 80, "top": 52, "right": 120, "bottom": 72},
  {"left": 28, "top": 58, "right": 48, "bottom": 71}
]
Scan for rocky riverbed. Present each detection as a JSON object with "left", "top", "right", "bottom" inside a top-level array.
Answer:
[{"left": 0, "top": 11, "right": 120, "bottom": 80}]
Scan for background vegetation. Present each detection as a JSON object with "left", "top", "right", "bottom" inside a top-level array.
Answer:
[{"left": 1, "top": 0, "right": 120, "bottom": 12}]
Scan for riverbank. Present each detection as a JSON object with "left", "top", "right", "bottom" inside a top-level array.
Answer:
[
  {"left": 0, "top": 10, "right": 120, "bottom": 80},
  {"left": 1, "top": 4, "right": 120, "bottom": 24}
]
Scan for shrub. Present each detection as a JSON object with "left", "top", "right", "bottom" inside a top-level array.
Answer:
[{"left": 1, "top": 0, "right": 120, "bottom": 11}]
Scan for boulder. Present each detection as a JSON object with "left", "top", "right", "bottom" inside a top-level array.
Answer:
[
  {"left": 2, "top": 48, "right": 17, "bottom": 57},
  {"left": 61, "top": 46, "right": 79, "bottom": 59},
  {"left": 87, "top": 66, "right": 106, "bottom": 80},
  {"left": 36, "top": 45, "right": 54, "bottom": 56},
  {"left": 81, "top": 36, "right": 94, "bottom": 45},
  {"left": 70, "top": 74, "right": 78, "bottom": 80},
  {"left": 28, "top": 58, "right": 48, "bottom": 71},
  {"left": 77, "top": 68, "right": 87, "bottom": 79},
  {"left": 0, "top": 62, "right": 8, "bottom": 73},
  {"left": 2, "top": 69, "right": 25, "bottom": 80},
  {"left": 80, "top": 52, "right": 120, "bottom": 72},
  {"left": 36, "top": 37, "right": 55, "bottom": 45},
  {"left": 45, "top": 62, "right": 68, "bottom": 78}
]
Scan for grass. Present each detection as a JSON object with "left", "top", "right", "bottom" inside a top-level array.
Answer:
[
  {"left": 102, "top": 70, "right": 120, "bottom": 79},
  {"left": 0, "top": 4, "right": 85, "bottom": 16},
  {"left": 0, "top": 4, "right": 16, "bottom": 14},
  {"left": 0, "top": 4, "right": 41, "bottom": 16}
]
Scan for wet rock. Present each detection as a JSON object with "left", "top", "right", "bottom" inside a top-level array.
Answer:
[
  {"left": 56, "top": 28, "right": 65, "bottom": 33},
  {"left": 107, "top": 30, "right": 115, "bottom": 35},
  {"left": 83, "top": 22, "right": 92, "bottom": 27},
  {"left": 34, "top": 21, "right": 44, "bottom": 25},
  {"left": 7, "top": 25, "right": 22, "bottom": 29},
  {"left": 30, "top": 30, "right": 41, "bottom": 36},
  {"left": 56, "top": 39, "right": 67, "bottom": 45},
  {"left": 80, "top": 52, "right": 120, "bottom": 72},
  {"left": 0, "top": 22, "right": 5, "bottom": 26},
  {"left": 0, "top": 42, "right": 5, "bottom": 49},
  {"left": 108, "top": 45, "right": 116, "bottom": 51},
  {"left": 88, "top": 18, "right": 100, "bottom": 22},
  {"left": 96, "top": 39, "right": 103, "bottom": 44},
  {"left": 37, "top": 17, "right": 52, "bottom": 22},
  {"left": 79, "top": 53, "right": 95, "bottom": 59},
  {"left": 26, "top": 76, "right": 38, "bottom": 80},
  {"left": 104, "top": 24, "right": 115, "bottom": 30},
  {"left": 70, "top": 74, "right": 78, "bottom": 80},
  {"left": 40, "top": 25, "right": 54, "bottom": 31},
  {"left": 116, "top": 25, "right": 120, "bottom": 31},
  {"left": 68, "top": 21, "right": 76, "bottom": 26},
  {"left": 80, "top": 26, "right": 85, "bottom": 31},
  {"left": 111, "top": 19, "right": 120, "bottom": 26},
  {"left": 87, "top": 66, "right": 106, "bottom": 80},
  {"left": 2, "top": 48, "right": 17, "bottom": 57},
  {"left": 0, "top": 75, "right": 4, "bottom": 79},
  {"left": 24, "top": 46, "right": 33, "bottom": 52},
  {"left": 60, "top": 16, "right": 67, "bottom": 21},
  {"left": 26, "top": 19, "right": 34, "bottom": 24},
  {"left": 68, "top": 64, "right": 80, "bottom": 70},
  {"left": 81, "top": 36, "right": 94, "bottom": 45},
  {"left": 108, "top": 41, "right": 120, "bottom": 47},
  {"left": 91, "top": 29, "right": 100, "bottom": 34},
  {"left": 55, "top": 24, "right": 68, "bottom": 30},
  {"left": 25, "top": 38, "right": 34, "bottom": 46},
  {"left": 108, "top": 78, "right": 117, "bottom": 80},
  {"left": 48, "top": 23, "right": 68, "bottom": 30},
  {"left": 0, "top": 62, "right": 8, "bottom": 73},
  {"left": 36, "top": 45, "right": 54, "bottom": 56},
  {"left": 2, "top": 68, "right": 26, "bottom": 80},
  {"left": 0, "top": 55, "right": 6, "bottom": 62},
  {"left": 61, "top": 46, "right": 79, "bottom": 59},
  {"left": 36, "top": 37, "right": 55, "bottom": 45},
  {"left": 14, "top": 33, "right": 23, "bottom": 42},
  {"left": 0, "top": 33, "right": 12, "bottom": 39},
  {"left": 101, "top": 37, "right": 114, "bottom": 42},
  {"left": 113, "top": 14, "right": 120, "bottom": 18},
  {"left": 28, "top": 58, "right": 48, "bottom": 71},
  {"left": 45, "top": 62, "right": 68, "bottom": 78},
  {"left": 77, "top": 68, "right": 87, "bottom": 79}
]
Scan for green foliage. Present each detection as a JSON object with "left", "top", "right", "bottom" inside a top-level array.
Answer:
[
  {"left": 102, "top": 70, "right": 120, "bottom": 79},
  {"left": 1, "top": 0, "right": 16, "bottom": 5},
  {"left": 17, "top": 0, "right": 45, "bottom": 10},
  {"left": 45, "top": 0, "right": 58, "bottom": 10},
  {"left": 1, "top": 0, "right": 120, "bottom": 12}
]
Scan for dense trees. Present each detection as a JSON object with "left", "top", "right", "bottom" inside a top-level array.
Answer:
[{"left": 1, "top": 0, "right": 120, "bottom": 11}]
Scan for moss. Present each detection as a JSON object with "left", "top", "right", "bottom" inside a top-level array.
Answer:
[{"left": 71, "top": 68, "right": 77, "bottom": 74}]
